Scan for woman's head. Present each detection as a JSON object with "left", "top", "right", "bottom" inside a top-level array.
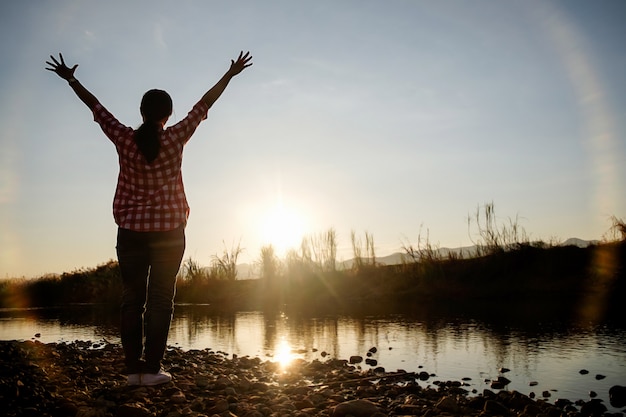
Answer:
[
  {"left": 135, "top": 89, "right": 172, "bottom": 164},
  {"left": 140, "top": 89, "right": 172, "bottom": 125}
]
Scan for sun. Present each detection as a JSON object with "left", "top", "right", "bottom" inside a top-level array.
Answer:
[{"left": 260, "top": 203, "right": 306, "bottom": 256}]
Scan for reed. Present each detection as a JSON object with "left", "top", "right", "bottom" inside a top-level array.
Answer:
[
  {"left": 350, "top": 230, "right": 376, "bottom": 271},
  {"left": 209, "top": 240, "right": 243, "bottom": 281},
  {"left": 3, "top": 204, "right": 624, "bottom": 312},
  {"left": 468, "top": 202, "right": 530, "bottom": 256}
]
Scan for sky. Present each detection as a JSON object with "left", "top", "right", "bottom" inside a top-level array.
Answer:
[{"left": 1, "top": 0, "right": 625, "bottom": 278}]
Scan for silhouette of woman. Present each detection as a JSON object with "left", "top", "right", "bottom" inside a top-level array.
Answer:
[{"left": 46, "top": 51, "right": 252, "bottom": 386}]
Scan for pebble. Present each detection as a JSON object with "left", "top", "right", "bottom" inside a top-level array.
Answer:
[{"left": 0, "top": 340, "right": 620, "bottom": 417}]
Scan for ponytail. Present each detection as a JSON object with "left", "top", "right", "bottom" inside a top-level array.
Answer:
[
  {"left": 135, "top": 89, "right": 172, "bottom": 164},
  {"left": 134, "top": 121, "right": 161, "bottom": 163}
]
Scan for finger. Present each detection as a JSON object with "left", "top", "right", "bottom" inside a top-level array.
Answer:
[
  {"left": 45, "top": 61, "right": 56, "bottom": 67},
  {"left": 50, "top": 55, "right": 60, "bottom": 65},
  {"left": 59, "top": 53, "right": 65, "bottom": 65}
]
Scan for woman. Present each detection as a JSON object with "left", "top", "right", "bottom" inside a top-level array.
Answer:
[{"left": 45, "top": 51, "right": 252, "bottom": 386}]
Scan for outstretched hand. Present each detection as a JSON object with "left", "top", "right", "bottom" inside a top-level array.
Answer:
[
  {"left": 228, "top": 51, "right": 253, "bottom": 76},
  {"left": 45, "top": 53, "right": 78, "bottom": 81}
]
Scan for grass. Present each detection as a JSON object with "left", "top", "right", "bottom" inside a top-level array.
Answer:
[{"left": 2, "top": 206, "right": 625, "bottom": 319}]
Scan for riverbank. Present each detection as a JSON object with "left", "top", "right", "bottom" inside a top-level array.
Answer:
[
  {"left": 2, "top": 340, "right": 624, "bottom": 417},
  {"left": 2, "top": 241, "right": 625, "bottom": 319}
]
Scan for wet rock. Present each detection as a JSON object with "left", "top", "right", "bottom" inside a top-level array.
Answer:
[
  {"left": 609, "top": 385, "right": 626, "bottom": 408},
  {"left": 555, "top": 398, "right": 572, "bottom": 408},
  {"left": 364, "top": 358, "right": 377, "bottom": 366},
  {"left": 418, "top": 371, "right": 430, "bottom": 381},
  {"left": 0, "top": 340, "right": 612, "bottom": 417},
  {"left": 349, "top": 355, "right": 363, "bottom": 364},
  {"left": 579, "top": 369, "right": 590, "bottom": 375},
  {"left": 490, "top": 376, "right": 511, "bottom": 389},
  {"left": 580, "top": 398, "right": 608, "bottom": 416}
]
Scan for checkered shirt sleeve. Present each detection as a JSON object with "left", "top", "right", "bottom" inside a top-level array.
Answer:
[{"left": 93, "top": 100, "right": 209, "bottom": 231}]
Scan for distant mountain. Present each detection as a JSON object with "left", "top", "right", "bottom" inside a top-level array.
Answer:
[
  {"left": 340, "top": 238, "right": 599, "bottom": 268},
  {"left": 237, "top": 238, "right": 598, "bottom": 277},
  {"left": 561, "top": 237, "right": 599, "bottom": 248}
]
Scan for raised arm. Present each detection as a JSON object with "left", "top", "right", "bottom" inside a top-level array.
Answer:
[
  {"left": 201, "top": 51, "right": 253, "bottom": 109},
  {"left": 45, "top": 53, "right": 100, "bottom": 111}
]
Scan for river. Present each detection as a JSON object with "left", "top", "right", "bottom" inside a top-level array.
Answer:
[{"left": 1, "top": 304, "right": 625, "bottom": 413}]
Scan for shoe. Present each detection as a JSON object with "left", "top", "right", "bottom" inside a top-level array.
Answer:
[
  {"left": 127, "top": 373, "right": 142, "bottom": 386},
  {"left": 141, "top": 369, "right": 172, "bottom": 386}
]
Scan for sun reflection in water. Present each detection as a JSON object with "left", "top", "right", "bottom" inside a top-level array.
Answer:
[{"left": 273, "top": 337, "right": 295, "bottom": 372}]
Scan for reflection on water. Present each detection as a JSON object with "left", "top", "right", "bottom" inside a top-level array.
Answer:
[{"left": 1, "top": 304, "right": 625, "bottom": 412}]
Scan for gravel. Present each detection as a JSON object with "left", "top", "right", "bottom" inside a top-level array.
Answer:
[{"left": 0, "top": 340, "right": 620, "bottom": 417}]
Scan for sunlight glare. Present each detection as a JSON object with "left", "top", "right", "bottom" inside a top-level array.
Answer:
[
  {"left": 260, "top": 203, "right": 306, "bottom": 256},
  {"left": 274, "top": 337, "right": 295, "bottom": 370}
]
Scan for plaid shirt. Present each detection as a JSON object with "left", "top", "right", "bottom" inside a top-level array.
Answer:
[{"left": 93, "top": 101, "right": 209, "bottom": 232}]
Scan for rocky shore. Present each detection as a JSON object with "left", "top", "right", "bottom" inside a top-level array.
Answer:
[{"left": 1, "top": 340, "right": 624, "bottom": 417}]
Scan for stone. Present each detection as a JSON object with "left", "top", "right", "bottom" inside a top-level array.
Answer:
[
  {"left": 418, "top": 371, "right": 430, "bottom": 381},
  {"left": 435, "top": 396, "right": 459, "bottom": 413},
  {"left": 170, "top": 390, "right": 186, "bottom": 404},
  {"left": 332, "top": 399, "right": 381, "bottom": 417},
  {"left": 0, "top": 340, "right": 604, "bottom": 417},
  {"left": 580, "top": 399, "right": 607, "bottom": 416},
  {"left": 483, "top": 399, "right": 509, "bottom": 415},
  {"left": 116, "top": 403, "right": 152, "bottom": 417},
  {"left": 554, "top": 398, "right": 571, "bottom": 408},
  {"left": 609, "top": 385, "right": 626, "bottom": 408}
]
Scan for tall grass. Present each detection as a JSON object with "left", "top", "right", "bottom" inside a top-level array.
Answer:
[
  {"left": 257, "top": 245, "right": 281, "bottom": 281},
  {"left": 350, "top": 230, "right": 376, "bottom": 270},
  {"left": 4, "top": 204, "right": 624, "bottom": 312},
  {"left": 209, "top": 240, "right": 243, "bottom": 281},
  {"left": 401, "top": 226, "right": 442, "bottom": 263},
  {"left": 605, "top": 216, "right": 626, "bottom": 242},
  {"left": 292, "top": 228, "right": 338, "bottom": 273},
  {"left": 468, "top": 202, "right": 529, "bottom": 255}
]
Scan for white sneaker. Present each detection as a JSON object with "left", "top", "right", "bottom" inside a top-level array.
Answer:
[
  {"left": 127, "top": 373, "right": 142, "bottom": 386},
  {"left": 141, "top": 369, "right": 172, "bottom": 386}
]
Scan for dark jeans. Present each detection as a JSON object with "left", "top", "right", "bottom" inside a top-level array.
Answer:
[{"left": 116, "top": 224, "right": 185, "bottom": 374}]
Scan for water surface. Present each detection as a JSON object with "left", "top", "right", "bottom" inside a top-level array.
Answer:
[{"left": 1, "top": 304, "right": 624, "bottom": 412}]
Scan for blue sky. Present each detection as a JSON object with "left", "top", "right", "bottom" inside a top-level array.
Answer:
[{"left": 1, "top": 0, "right": 625, "bottom": 278}]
